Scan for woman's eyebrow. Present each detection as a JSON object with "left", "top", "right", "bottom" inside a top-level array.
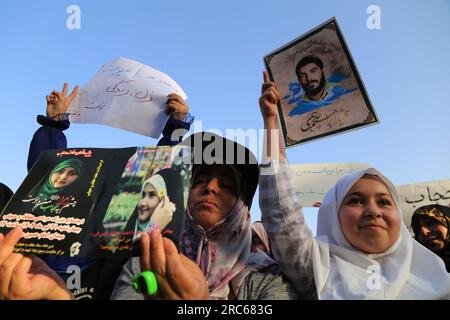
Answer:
[
  {"left": 345, "top": 192, "right": 364, "bottom": 198},
  {"left": 375, "top": 193, "right": 392, "bottom": 197},
  {"left": 345, "top": 192, "right": 392, "bottom": 198}
]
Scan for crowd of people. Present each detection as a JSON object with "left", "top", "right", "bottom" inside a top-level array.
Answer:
[{"left": 0, "top": 73, "right": 449, "bottom": 300}]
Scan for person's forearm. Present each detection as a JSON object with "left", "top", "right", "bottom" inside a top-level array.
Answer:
[
  {"left": 27, "top": 115, "right": 69, "bottom": 171},
  {"left": 158, "top": 114, "right": 193, "bottom": 147},
  {"left": 262, "top": 116, "right": 286, "bottom": 162},
  {"left": 259, "top": 159, "right": 316, "bottom": 298}
]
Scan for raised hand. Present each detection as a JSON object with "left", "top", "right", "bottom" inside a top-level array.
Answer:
[
  {"left": 259, "top": 71, "right": 286, "bottom": 161},
  {"left": 259, "top": 71, "right": 280, "bottom": 120},
  {"left": 46, "top": 83, "right": 79, "bottom": 121},
  {"left": 165, "top": 93, "right": 189, "bottom": 121}
]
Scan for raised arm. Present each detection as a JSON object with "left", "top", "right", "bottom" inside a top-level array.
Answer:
[
  {"left": 258, "top": 71, "right": 317, "bottom": 299},
  {"left": 158, "top": 93, "right": 193, "bottom": 147},
  {"left": 27, "top": 83, "right": 78, "bottom": 170},
  {"left": 259, "top": 71, "right": 286, "bottom": 162}
]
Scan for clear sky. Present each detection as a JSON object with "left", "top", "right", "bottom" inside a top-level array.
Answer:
[{"left": 1, "top": 0, "right": 449, "bottom": 233}]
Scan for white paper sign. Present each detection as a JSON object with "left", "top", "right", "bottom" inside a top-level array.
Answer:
[
  {"left": 397, "top": 179, "right": 450, "bottom": 229},
  {"left": 68, "top": 57, "right": 188, "bottom": 138},
  {"left": 291, "top": 163, "right": 371, "bottom": 207}
]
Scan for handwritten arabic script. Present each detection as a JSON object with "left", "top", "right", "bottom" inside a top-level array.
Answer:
[
  {"left": 300, "top": 107, "right": 350, "bottom": 133},
  {"left": 68, "top": 57, "right": 188, "bottom": 138},
  {"left": 106, "top": 80, "right": 153, "bottom": 103},
  {"left": 404, "top": 186, "right": 450, "bottom": 204},
  {"left": 393, "top": 179, "right": 450, "bottom": 229},
  {"left": 291, "top": 162, "right": 371, "bottom": 207}
]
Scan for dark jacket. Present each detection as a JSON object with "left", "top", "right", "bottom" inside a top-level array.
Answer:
[{"left": 0, "top": 183, "right": 13, "bottom": 212}]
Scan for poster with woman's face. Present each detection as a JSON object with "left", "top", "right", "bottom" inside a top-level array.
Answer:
[
  {"left": 0, "top": 145, "right": 191, "bottom": 258},
  {"left": 264, "top": 17, "right": 378, "bottom": 147},
  {"left": 0, "top": 148, "right": 118, "bottom": 257},
  {"left": 100, "top": 145, "right": 192, "bottom": 256}
]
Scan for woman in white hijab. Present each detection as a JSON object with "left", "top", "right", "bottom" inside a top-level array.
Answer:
[
  {"left": 258, "top": 71, "right": 450, "bottom": 300},
  {"left": 313, "top": 169, "right": 450, "bottom": 299}
]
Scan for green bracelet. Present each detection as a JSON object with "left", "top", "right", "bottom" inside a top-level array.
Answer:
[{"left": 133, "top": 271, "right": 158, "bottom": 296}]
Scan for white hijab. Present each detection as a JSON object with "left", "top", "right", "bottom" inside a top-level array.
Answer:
[{"left": 312, "top": 168, "right": 450, "bottom": 300}]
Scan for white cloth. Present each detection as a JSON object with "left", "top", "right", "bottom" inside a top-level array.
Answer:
[
  {"left": 144, "top": 174, "right": 167, "bottom": 197},
  {"left": 312, "top": 168, "right": 450, "bottom": 299}
]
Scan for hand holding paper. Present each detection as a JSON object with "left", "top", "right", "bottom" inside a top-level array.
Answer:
[{"left": 165, "top": 93, "right": 189, "bottom": 121}]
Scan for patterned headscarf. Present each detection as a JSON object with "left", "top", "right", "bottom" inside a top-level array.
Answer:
[
  {"left": 181, "top": 200, "right": 251, "bottom": 299},
  {"left": 412, "top": 204, "right": 450, "bottom": 245},
  {"left": 251, "top": 221, "right": 271, "bottom": 255},
  {"left": 180, "top": 164, "right": 253, "bottom": 299},
  {"left": 247, "top": 221, "right": 276, "bottom": 270}
]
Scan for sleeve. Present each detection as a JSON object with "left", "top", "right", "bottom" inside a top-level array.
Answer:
[
  {"left": 27, "top": 115, "right": 70, "bottom": 171},
  {"left": 110, "top": 257, "right": 145, "bottom": 300},
  {"left": 157, "top": 113, "right": 194, "bottom": 147},
  {"left": 258, "top": 159, "right": 317, "bottom": 299},
  {"left": 237, "top": 265, "right": 299, "bottom": 300}
]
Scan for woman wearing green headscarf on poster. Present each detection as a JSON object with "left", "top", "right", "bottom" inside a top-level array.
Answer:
[
  {"left": 38, "top": 158, "right": 83, "bottom": 199},
  {"left": 23, "top": 158, "right": 84, "bottom": 212}
]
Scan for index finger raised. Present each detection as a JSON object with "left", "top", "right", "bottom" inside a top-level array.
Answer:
[{"left": 263, "top": 70, "right": 270, "bottom": 83}]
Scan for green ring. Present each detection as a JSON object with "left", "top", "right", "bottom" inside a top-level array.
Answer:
[{"left": 133, "top": 271, "right": 158, "bottom": 296}]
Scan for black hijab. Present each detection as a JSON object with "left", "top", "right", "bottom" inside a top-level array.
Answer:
[{"left": 0, "top": 183, "right": 13, "bottom": 212}]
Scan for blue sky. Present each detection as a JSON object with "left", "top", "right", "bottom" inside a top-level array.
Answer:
[{"left": 1, "top": 0, "right": 449, "bottom": 233}]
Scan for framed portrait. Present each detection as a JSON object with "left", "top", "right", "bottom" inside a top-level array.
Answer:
[{"left": 264, "top": 17, "right": 379, "bottom": 147}]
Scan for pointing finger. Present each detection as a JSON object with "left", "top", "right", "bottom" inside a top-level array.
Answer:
[{"left": 263, "top": 70, "right": 270, "bottom": 83}]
